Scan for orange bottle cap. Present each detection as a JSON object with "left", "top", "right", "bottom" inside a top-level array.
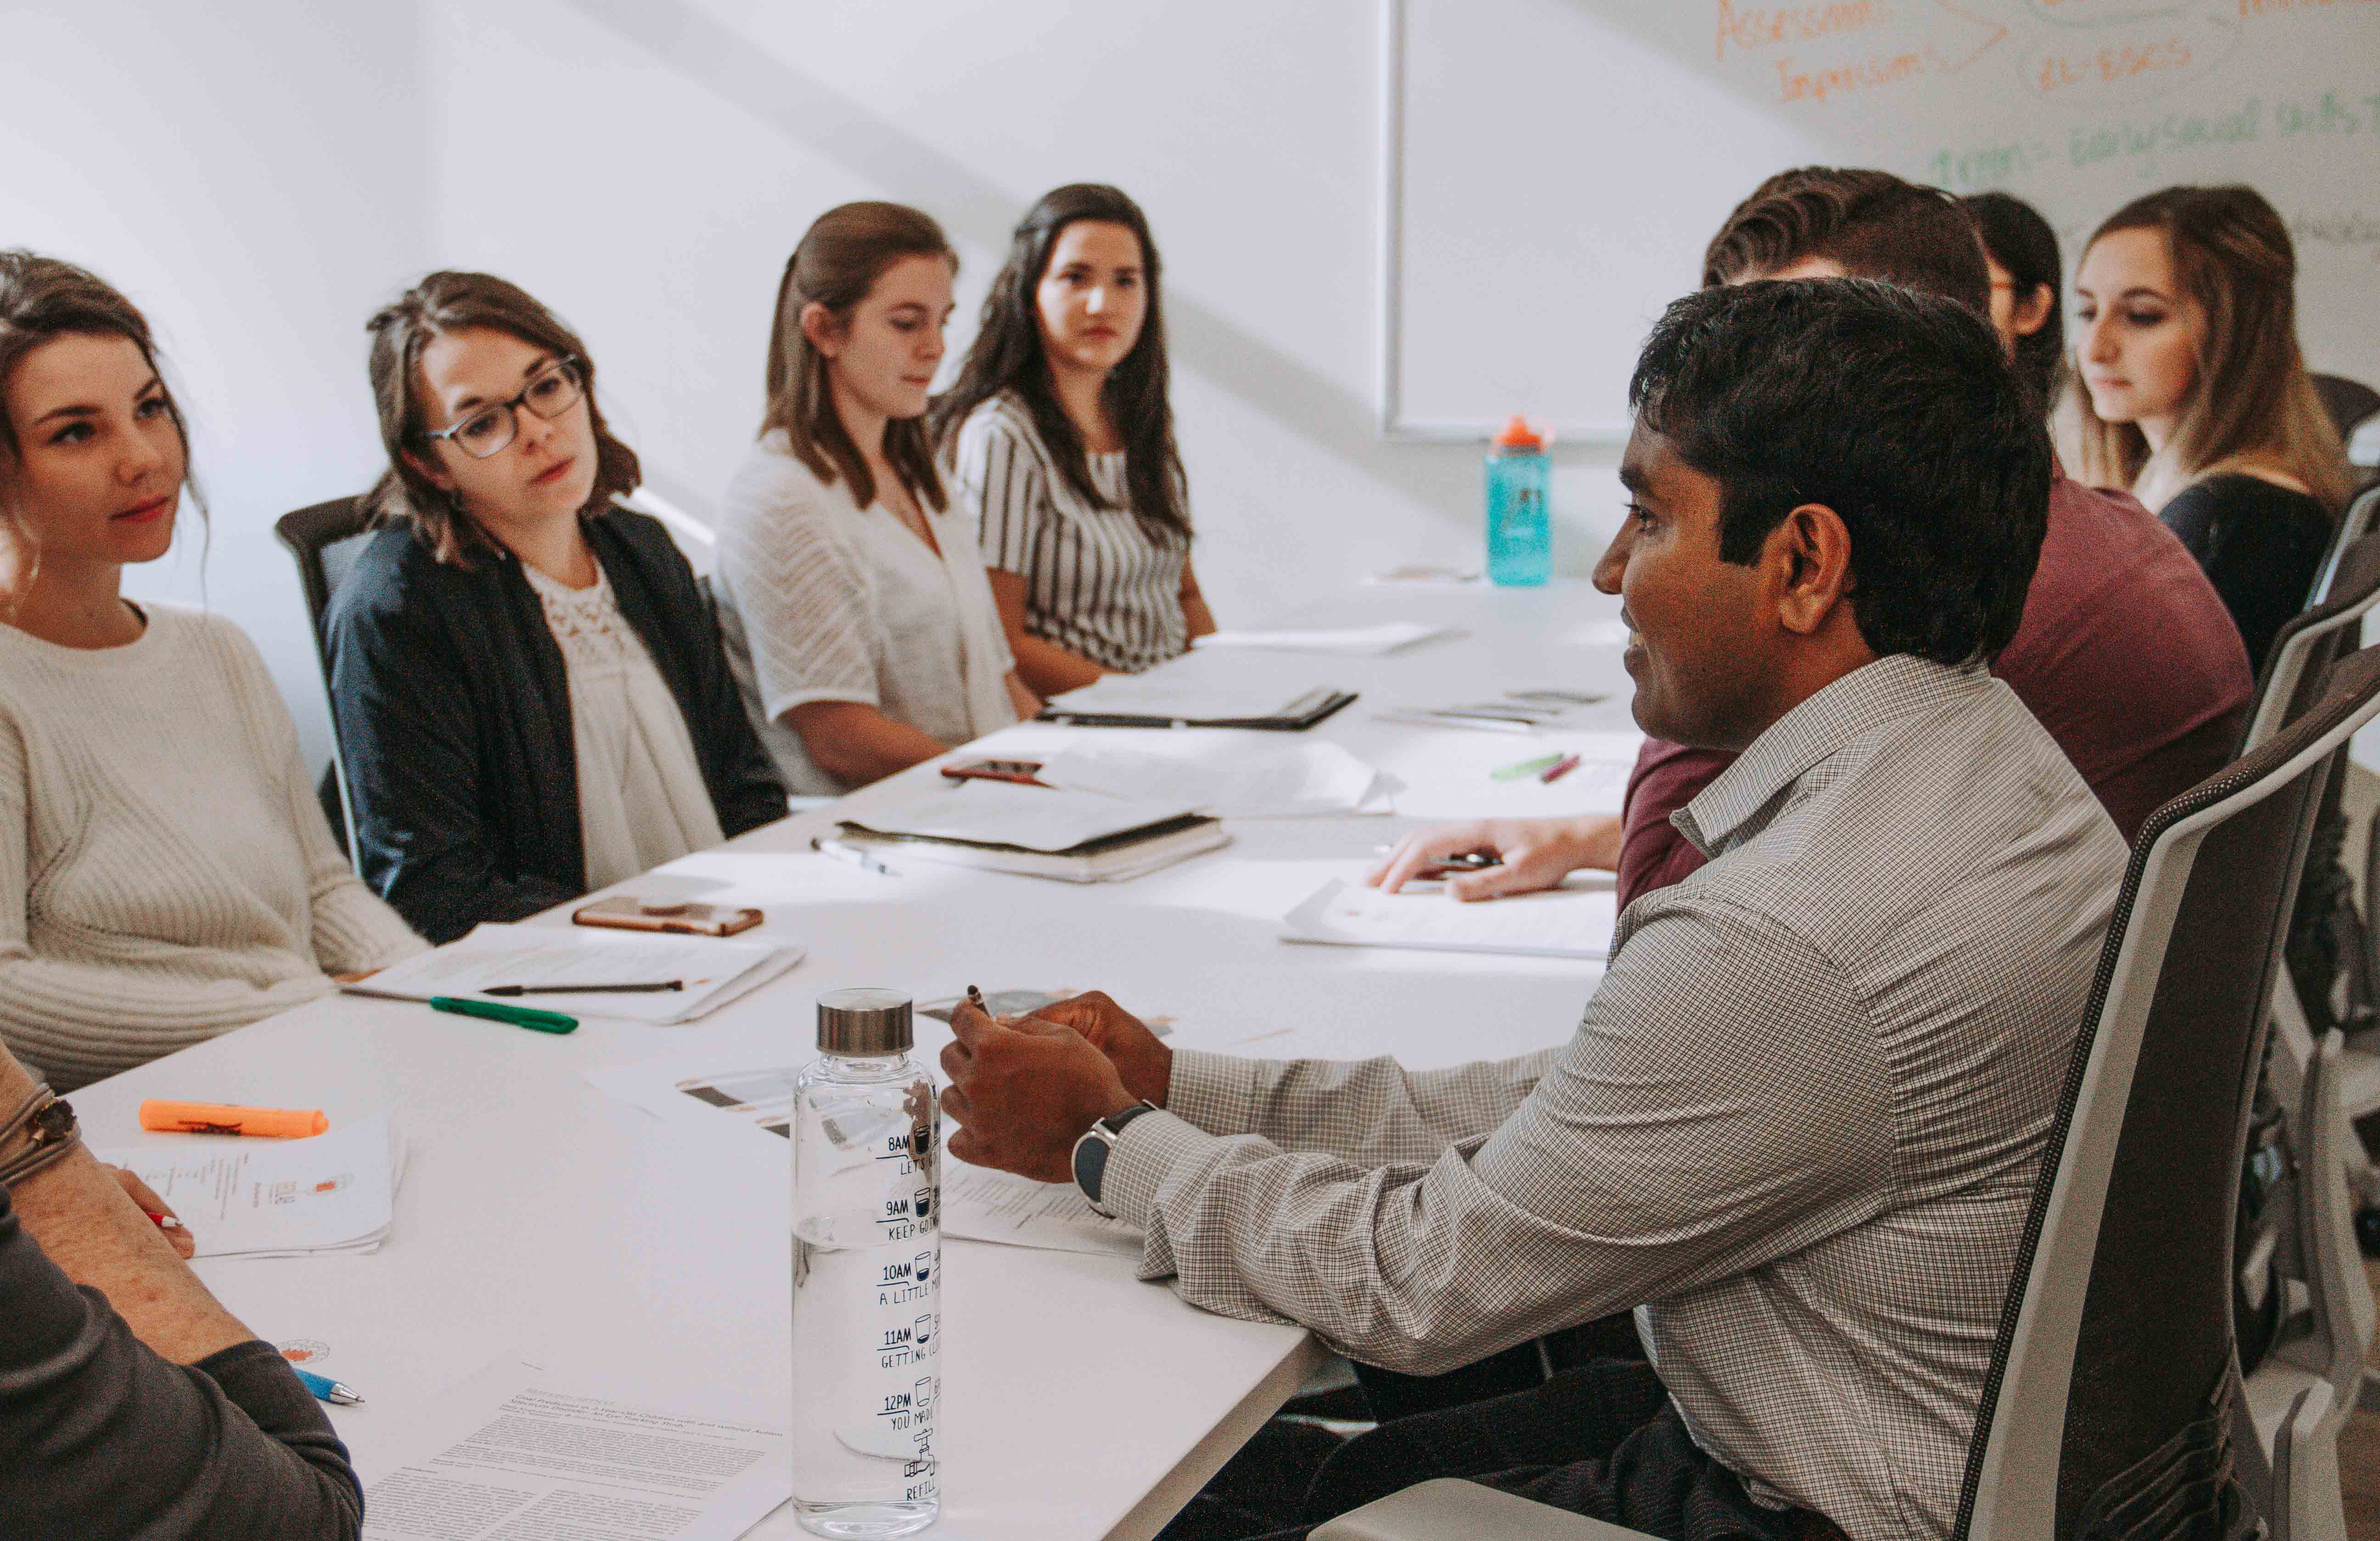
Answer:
[{"left": 1492, "top": 415, "right": 1543, "bottom": 451}]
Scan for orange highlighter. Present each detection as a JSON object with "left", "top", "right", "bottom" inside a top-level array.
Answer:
[{"left": 138, "top": 1101, "right": 329, "bottom": 1139}]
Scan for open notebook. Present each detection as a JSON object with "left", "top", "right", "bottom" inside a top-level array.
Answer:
[{"left": 345, "top": 924, "right": 805, "bottom": 1024}]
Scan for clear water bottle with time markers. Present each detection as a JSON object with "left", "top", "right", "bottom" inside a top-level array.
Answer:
[{"left": 791, "top": 989, "right": 939, "bottom": 1537}]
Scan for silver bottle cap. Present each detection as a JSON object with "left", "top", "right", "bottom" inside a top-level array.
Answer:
[{"left": 817, "top": 988, "right": 913, "bottom": 1055}]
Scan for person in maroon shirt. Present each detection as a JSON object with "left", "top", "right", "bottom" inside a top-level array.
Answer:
[{"left": 1376, "top": 171, "right": 2251, "bottom": 911}]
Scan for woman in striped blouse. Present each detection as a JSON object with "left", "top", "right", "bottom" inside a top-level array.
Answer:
[{"left": 935, "top": 185, "right": 1216, "bottom": 696}]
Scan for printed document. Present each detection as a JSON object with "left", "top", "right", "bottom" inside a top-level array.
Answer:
[
  {"left": 96, "top": 1114, "right": 401, "bottom": 1259},
  {"left": 584, "top": 1031, "right": 1166, "bottom": 1258},
  {"left": 1030, "top": 738, "right": 1392, "bottom": 818},
  {"left": 1192, "top": 621, "right": 1454, "bottom": 655},
  {"left": 345, "top": 925, "right": 805, "bottom": 1024},
  {"left": 1282, "top": 877, "right": 1618, "bottom": 961},
  {"left": 359, "top": 1359, "right": 788, "bottom": 1541},
  {"left": 942, "top": 1163, "right": 1140, "bottom": 1257}
]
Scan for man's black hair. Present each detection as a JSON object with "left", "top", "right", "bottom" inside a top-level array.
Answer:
[{"left": 1629, "top": 278, "right": 2050, "bottom": 668}]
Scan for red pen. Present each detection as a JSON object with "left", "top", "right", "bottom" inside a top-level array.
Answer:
[
  {"left": 1541, "top": 753, "right": 1583, "bottom": 784},
  {"left": 143, "top": 1210, "right": 185, "bottom": 1234}
]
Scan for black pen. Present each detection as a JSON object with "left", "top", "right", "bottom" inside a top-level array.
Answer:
[{"left": 483, "top": 981, "right": 685, "bottom": 996}]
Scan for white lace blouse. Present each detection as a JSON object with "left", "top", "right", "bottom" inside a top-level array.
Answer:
[{"left": 522, "top": 564, "right": 724, "bottom": 889}]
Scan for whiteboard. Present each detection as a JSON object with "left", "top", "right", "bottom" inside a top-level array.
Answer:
[{"left": 1381, "top": 0, "right": 2380, "bottom": 444}]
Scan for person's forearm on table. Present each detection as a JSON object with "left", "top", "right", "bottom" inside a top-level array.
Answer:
[
  {"left": 787, "top": 700, "right": 954, "bottom": 787},
  {"left": 1167, "top": 1046, "right": 1552, "bottom": 1166}
]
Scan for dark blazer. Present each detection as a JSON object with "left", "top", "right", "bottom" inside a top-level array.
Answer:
[{"left": 325, "top": 507, "right": 787, "bottom": 944}]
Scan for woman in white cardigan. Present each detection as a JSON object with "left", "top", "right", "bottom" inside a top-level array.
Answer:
[
  {"left": 0, "top": 253, "right": 423, "bottom": 1089},
  {"left": 715, "top": 203, "right": 1036, "bottom": 796}
]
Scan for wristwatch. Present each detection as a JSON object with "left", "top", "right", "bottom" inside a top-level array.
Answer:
[{"left": 1072, "top": 1101, "right": 1161, "bottom": 1217}]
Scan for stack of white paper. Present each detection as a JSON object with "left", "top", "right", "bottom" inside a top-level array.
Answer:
[
  {"left": 98, "top": 1114, "right": 404, "bottom": 1260},
  {"left": 1281, "top": 877, "right": 1618, "bottom": 961},
  {"left": 1191, "top": 621, "right": 1455, "bottom": 655},
  {"left": 1030, "top": 738, "right": 1393, "bottom": 818},
  {"left": 345, "top": 924, "right": 806, "bottom": 1024}
]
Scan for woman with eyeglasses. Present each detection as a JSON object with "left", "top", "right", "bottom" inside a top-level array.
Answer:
[
  {"left": 0, "top": 252, "right": 426, "bottom": 1092},
  {"left": 325, "top": 271, "right": 786, "bottom": 945}
]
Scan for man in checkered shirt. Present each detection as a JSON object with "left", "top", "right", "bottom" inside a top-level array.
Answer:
[{"left": 944, "top": 278, "right": 2129, "bottom": 1541}]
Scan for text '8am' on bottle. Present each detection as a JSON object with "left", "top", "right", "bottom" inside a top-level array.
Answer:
[
  {"left": 792, "top": 989, "right": 939, "bottom": 1537},
  {"left": 1486, "top": 415, "right": 1552, "bottom": 587}
]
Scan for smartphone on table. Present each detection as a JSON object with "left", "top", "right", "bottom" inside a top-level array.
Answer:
[{"left": 573, "top": 896, "right": 764, "bottom": 937}]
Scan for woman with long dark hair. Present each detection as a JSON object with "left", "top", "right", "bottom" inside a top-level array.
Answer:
[
  {"left": 0, "top": 252, "right": 423, "bottom": 1087},
  {"left": 713, "top": 203, "right": 1035, "bottom": 796},
  {"left": 2075, "top": 185, "right": 2352, "bottom": 669},
  {"left": 327, "top": 270, "right": 785, "bottom": 944},
  {"left": 1961, "top": 191, "right": 2063, "bottom": 417},
  {"left": 933, "top": 184, "right": 1215, "bottom": 696}
]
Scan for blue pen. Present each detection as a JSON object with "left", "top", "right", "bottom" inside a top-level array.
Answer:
[{"left": 294, "top": 1367, "right": 365, "bottom": 1405}]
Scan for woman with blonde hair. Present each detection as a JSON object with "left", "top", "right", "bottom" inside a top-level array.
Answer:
[{"left": 2075, "top": 184, "right": 2353, "bottom": 668}]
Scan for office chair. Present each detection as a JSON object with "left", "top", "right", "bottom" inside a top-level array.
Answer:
[
  {"left": 1317, "top": 646, "right": 2380, "bottom": 1541},
  {"left": 271, "top": 495, "right": 376, "bottom": 866},
  {"left": 2310, "top": 373, "right": 2379, "bottom": 452},
  {"left": 2306, "top": 483, "right": 2380, "bottom": 625}
]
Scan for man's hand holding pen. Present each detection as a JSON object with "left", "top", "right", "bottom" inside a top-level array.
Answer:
[{"left": 940, "top": 991, "right": 1173, "bottom": 1184}]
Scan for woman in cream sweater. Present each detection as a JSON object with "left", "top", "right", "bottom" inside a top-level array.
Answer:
[{"left": 0, "top": 253, "right": 423, "bottom": 1090}]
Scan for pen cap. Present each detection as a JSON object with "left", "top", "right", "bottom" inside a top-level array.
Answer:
[{"left": 817, "top": 988, "right": 913, "bottom": 1055}]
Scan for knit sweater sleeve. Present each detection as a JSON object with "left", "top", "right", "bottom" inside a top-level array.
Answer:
[
  {"left": 0, "top": 715, "right": 330, "bottom": 1090},
  {"left": 214, "top": 622, "right": 426, "bottom": 976}
]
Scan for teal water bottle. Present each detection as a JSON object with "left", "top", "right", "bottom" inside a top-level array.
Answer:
[{"left": 1485, "top": 416, "right": 1551, "bottom": 586}]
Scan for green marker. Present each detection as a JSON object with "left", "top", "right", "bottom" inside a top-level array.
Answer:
[
  {"left": 1490, "top": 753, "right": 1564, "bottom": 781},
  {"left": 430, "top": 996, "right": 578, "bottom": 1035}
]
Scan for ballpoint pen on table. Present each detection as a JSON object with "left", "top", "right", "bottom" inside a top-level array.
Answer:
[
  {"left": 812, "top": 836, "right": 902, "bottom": 878},
  {"left": 429, "top": 996, "right": 578, "bottom": 1034},
  {"left": 483, "top": 981, "right": 685, "bottom": 996},
  {"left": 294, "top": 1368, "right": 365, "bottom": 1406},
  {"left": 1541, "top": 753, "right": 1583, "bottom": 783}
]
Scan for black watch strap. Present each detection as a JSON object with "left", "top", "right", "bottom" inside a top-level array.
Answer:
[
  {"left": 1098, "top": 1101, "right": 1161, "bottom": 1139},
  {"left": 1074, "top": 1101, "right": 1160, "bottom": 1214}
]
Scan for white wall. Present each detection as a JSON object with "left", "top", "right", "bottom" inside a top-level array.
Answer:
[
  {"left": 425, "top": 0, "right": 1625, "bottom": 635},
  {"left": 0, "top": 1, "right": 431, "bottom": 769},
  {"left": 2, "top": 0, "right": 1667, "bottom": 768}
]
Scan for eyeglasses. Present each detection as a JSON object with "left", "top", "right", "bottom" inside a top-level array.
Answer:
[{"left": 421, "top": 357, "right": 586, "bottom": 460}]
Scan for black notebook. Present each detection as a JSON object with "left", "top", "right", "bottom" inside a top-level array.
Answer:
[{"left": 1036, "top": 682, "right": 1357, "bottom": 731}]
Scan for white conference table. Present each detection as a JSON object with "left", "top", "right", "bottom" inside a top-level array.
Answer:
[{"left": 68, "top": 579, "right": 1638, "bottom": 1541}]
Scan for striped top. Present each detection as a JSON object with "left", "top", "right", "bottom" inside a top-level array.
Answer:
[{"left": 953, "top": 394, "right": 1191, "bottom": 673}]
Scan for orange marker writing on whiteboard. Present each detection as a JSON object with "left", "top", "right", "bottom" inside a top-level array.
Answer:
[{"left": 137, "top": 1101, "right": 328, "bottom": 1139}]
